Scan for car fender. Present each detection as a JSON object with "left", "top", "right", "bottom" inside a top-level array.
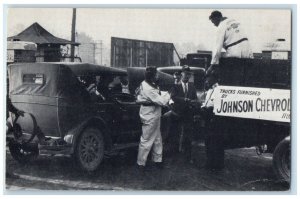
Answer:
[{"left": 66, "top": 116, "right": 113, "bottom": 153}]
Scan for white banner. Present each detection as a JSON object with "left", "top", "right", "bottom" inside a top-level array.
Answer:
[{"left": 213, "top": 86, "right": 290, "bottom": 123}]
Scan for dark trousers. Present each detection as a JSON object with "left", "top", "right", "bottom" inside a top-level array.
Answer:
[
  {"left": 161, "top": 111, "right": 180, "bottom": 152},
  {"left": 179, "top": 118, "right": 194, "bottom": 157},
  {"left": 204, "top": 117, "right": 225, "bottom": 170},
  {"left": 162, "top": 111, "right": 194, "bottom": 159}
]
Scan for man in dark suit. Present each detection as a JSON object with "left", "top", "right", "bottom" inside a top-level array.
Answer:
[{"left": 169, "top": 66, "right": 197, "bottom": 162}]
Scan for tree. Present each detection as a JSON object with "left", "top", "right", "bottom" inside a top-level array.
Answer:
[{"left": 76, "top": 32, "right": 96, "bottom": 64}]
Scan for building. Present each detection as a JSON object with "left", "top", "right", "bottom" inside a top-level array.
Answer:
[
  {"left": 259, "top": 38, "right": 291, "bottom": 60},
  {"left": 7, "top": 22, "right": 80, "bottom": 62},
  {"left": 111, "top": 37, "right": 175, "bottom": 68},
  {"left": 7, "top": 41, "right": 37, "bottom": 63}
]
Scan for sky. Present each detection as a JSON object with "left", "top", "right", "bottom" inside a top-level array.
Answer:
[{"left": 6, "top": 8, "right": 291, "bottom": 64}]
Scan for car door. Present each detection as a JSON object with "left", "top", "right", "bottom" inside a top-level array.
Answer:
[{"left": 110, "top": 93, "right": 142, "bottom": 144}]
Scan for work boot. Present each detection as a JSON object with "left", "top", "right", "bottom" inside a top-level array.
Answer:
[
  {"left": 154, "top": 162, "right": 164, "bottom": 169},
  {"left": 135, "top": 164, "right": 145, "bottom": 174}
]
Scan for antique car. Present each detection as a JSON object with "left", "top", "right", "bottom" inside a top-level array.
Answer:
[
  {"left": 7, "top": 62, "right": 206, "bottom": 172},
  {"left": 7, "top": 62, "right": 144, "bottom": 172}
]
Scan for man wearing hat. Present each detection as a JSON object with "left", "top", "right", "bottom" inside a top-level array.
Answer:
[
  {"left": 169, "top": 65, "right": 197, "bottom": 162},
  {"left": 207, "top": 10, "right": 253, "bottom": 76},
  {"left": 136, "top": 66, "right": 170, "bottom": 170}
]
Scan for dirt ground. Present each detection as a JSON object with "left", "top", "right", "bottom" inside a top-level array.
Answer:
[{"left": 5, "top": 142, "right": 290, "bottom": 192}]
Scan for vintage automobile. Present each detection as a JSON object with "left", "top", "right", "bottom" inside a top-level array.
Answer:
[
  {"left": 203, "top": 58, "right": 291, "bottom": 182},
  {"left": 7, "top": 62, "right": 182, "bottom": 172},
  {"left": 7, "top": 62, "right": 207, "bottom": 172},
  {"left": 7, "top": 62, "right": 145, "bottom": 172}
]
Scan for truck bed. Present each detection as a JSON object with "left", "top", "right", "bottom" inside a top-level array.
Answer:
[{"left": 219, "top": 58, "right": 291, "bottom": 89}]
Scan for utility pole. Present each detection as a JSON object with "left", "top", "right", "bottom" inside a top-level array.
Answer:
[
  {"left": 71, "top": 8, "right": 76, "bottom": 62},
  {"left": 100, "top": 40, "right": 103, "bottom": 65},
  {"left": 93, "top": 43, "right": 96, "bottom": 64}
]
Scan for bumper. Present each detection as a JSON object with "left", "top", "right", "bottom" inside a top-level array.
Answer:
[{"left": 7, "top": 133, "right": 75, "bottom": 156}]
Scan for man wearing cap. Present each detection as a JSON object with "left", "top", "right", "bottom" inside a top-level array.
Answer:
[
  {"left": 169, "top": 66, "right": 197, "bottom": 162},
  {"left": 136, "top": 66, "right": 170, "bottom": 171},
  {"left": 207, "top": 10, "right": 253, "bottom": 76}
]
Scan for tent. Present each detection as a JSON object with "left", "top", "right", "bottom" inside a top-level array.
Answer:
[{"left": 8, "top": 22, "right": 79, "bottom": 45}]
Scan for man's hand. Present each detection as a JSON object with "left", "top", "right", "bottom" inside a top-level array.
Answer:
[
  {"left": 168, "top": 99, "right": 174, "bottom": 105},
  {"left": 184, "top": 98, "right": 191, "bottom": 103}
]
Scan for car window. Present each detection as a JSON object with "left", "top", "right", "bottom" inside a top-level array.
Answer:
[
  {"left": 77, "top": 74, "right": 133, "bottom": 102},
  {"left": 22, "top": 73, "right": 45, "bottom": 85}
]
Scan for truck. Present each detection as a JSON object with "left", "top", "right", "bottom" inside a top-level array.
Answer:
[
  {"left": 203, "top": 57, "right": 291, "bottom": 182},
  {"left": 180, "top": 51, "right": 212, "bottom": 69}
]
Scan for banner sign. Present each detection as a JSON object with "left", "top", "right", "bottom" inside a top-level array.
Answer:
[{"left": 213, "top": 86, "right": 290, "bottom": 123}]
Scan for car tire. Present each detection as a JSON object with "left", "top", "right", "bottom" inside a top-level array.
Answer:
[
  {"left": 273, "top": 137, "right": 290, "bottom": 182},
  {"left": 75, "top": 127, "right": 105, "bottom": 172},
  {"left": 8, "top": 141, "right": 39, "bottom": 164}
]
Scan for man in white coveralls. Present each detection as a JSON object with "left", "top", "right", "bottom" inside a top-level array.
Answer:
[
  {"left": 206, "top": 10, "right": 253, "bottom": 76},
  {"left": 136, "top": 66, "right": 170, "bottom": 171}
]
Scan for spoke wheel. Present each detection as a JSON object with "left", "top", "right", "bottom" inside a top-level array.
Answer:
[{"left": 75, "top": 128, "right": 104, "bottom": 172}]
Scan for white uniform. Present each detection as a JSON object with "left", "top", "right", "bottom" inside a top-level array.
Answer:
[
  {"left": 136, "top": 81, "right": 170, "bottom": 166},
  {"left": 211, "top": 18, "right": 253, "bottom": 65},
  {"left": 202, "top": 83, "right": 218, "bottom": 108}
]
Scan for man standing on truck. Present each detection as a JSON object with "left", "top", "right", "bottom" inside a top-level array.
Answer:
[{"left": 207, "top": 10, "right": 253, "bottom": 76}]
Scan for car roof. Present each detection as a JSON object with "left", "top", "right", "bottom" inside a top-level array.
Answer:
[
  {"left": 157, "top": 66, "right": 205, "bottom": 75},
  {"left": 9, "top": 62, "right": 127, "bottom": 76},
  {"left": 61, "top": 62, "right": 127, "bottom": 76}
]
